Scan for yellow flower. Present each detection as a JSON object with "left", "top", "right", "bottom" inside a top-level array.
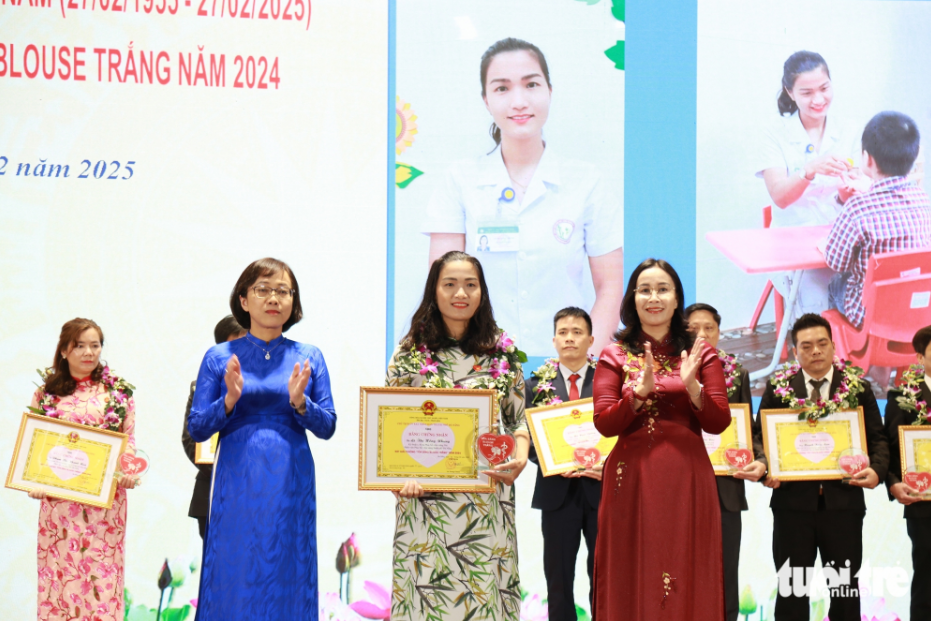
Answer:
[{"left": 396, "top": 97, "right": 418, "bottom": 155}]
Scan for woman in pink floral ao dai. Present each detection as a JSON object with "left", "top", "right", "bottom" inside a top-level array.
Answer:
[{"left": 27, "top": 318, "right": 137, "bottom": 621}]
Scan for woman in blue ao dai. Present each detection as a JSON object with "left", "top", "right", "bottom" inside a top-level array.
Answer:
[{"left": 189, "top": 257, "right": 337, "bottom": 620}]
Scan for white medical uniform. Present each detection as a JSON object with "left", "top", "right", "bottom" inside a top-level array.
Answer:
[
  {"left": 755, "top": 112, "right": 861, "bottom": 317},
  {"left": 423, "top": 148, "right": 623, "bottom": 357}
]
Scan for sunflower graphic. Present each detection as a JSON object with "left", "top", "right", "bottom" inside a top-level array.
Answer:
[{"left": 396, "top": 96, "right": 418, "bottom": 155}]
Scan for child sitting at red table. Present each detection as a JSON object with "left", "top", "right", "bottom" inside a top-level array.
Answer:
[{"left": 824, "top": 110, "right": 931, "bottom": 328}]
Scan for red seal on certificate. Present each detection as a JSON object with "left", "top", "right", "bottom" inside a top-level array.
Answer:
[
  {"left": 422, "top": 400, "right": 437, "bottom": 416},
  {"left": 477, "top": 433, "right": 515, "bottom": 465}
]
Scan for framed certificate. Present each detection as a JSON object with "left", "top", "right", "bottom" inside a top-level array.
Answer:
[
  {"left": 195, "top": 433, "right": 219, "bottom": 464},
  {"left": 358, "top": 387, "right": 498, "bottom": 493},
  {"left": 526, "top": 398, "right": 618, "bottom": 477},
  {"left": 898, "top": 425, "right": 931, "bottom": 499},
  {"left": 760, "top": 408, "right": 867, "bottom": 481},
  {"left": 6, "top": 413, "right": 128, "bottom": 509},
  {"left": 703, "top": 404, "right": 755, "bottom": 476}
]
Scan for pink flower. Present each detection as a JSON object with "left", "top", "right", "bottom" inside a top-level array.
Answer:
[
  {"left": 549, "top": 397, "right": 563, "bottom": 405},
  {"left": 349, "top": 581, "right": 391, "bottom": 619},
  {"left": 69, "top": 540, "right": 80, "bottom": 552},
  {"left": 497, "top": 332, "right": 514, "bottom": 351},
  {"left": 490, "top": 358, "right": 510, "bottom": 379},
  {"left": 320, "top": 592, "right": 363, "bottom": 620},
  {"left": 419, "top": 359, "right": 438, "bottom": 375},
  {"left": 190, "top": 599, "right": 198, "bottom": 608},
  {"left": 520, "top": 594, "right": 549, "bottom": 621},
  {"left": 725, "top": 378, "right": 733, "bottom": 388}
]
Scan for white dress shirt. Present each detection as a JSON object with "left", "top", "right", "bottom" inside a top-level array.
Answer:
[
  {"left": 559, "top": 362, "right": 589, "bottom": 398},
  {"left": 423, "top": 148, "right": 623, "bottom": 357}
]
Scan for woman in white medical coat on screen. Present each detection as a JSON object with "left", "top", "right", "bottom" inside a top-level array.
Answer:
[
  {"left": 755, "top": 50, "right": 863, "bottom": 317},
  {"left": 424, "top": 38, "right": 625, "bottom": 360}
]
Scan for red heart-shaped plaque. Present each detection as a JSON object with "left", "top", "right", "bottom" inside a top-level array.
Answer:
[
  {"left": 838, "top": 454, "right": 869, "bottom": 476},
  {"left": 119, "top": 453, "right": 149, "bottom": 477},
  {"left": 904, "top": 471, "right": 931, "bottom": 493},
  {"left": 573, "top": 447, "right": 601, "bottom": 468},
  {"left": 724, "top": 448, "right": 753, "bottom": 469},
  {"left": 477, "top": 433, "right": 515, "bottom": 465}
]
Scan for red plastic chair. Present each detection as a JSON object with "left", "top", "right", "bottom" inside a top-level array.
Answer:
[
  {"left": 822, "top": 247, "right": 931, "bottom": 382},
  {"left": 748, "top": 206, "right": 787, "bottom": 360}
]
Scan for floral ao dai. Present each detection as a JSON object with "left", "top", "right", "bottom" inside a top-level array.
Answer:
[{"left": 30, "top": 378, "right": 136, "bottom": 621}]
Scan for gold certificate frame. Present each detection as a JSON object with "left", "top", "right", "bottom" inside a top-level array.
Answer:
[
  {"left": 358, "top": 387, "right": 498, "bottom": 493},
  {"left": 195, "top": 433, "right": 219, "bottom": 464},
  {"left": 6, "top": 413, "right": 128, "bottom": 509},
  {"left": 898, "top": 426, "right": 931, "bottom": 498},
  {"left": 703, "top": 404, "right": 754, "bottom": 476},
  {"left": 526, "top": 398, "right": 618, "bottom": 477},
  {"left": 760, "top": 407, "right": 867, "bottom": 481}
]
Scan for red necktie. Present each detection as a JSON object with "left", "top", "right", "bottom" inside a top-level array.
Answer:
[{"left": 569, "top": 373, "right": 581, "bottom": 402}]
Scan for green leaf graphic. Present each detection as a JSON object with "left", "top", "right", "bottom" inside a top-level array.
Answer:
[
  {"left": 611, "top": 0, "right": 625, "bottom": 21},
  {"left": 396, "top": 163, "right": 424, "bottom": 189},
  {"left": 605, "top": 41, "right": 625, "bottom": 70}
]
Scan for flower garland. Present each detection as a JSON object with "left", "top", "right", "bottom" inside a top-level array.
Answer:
[
  {"left": 770, "top": 357, "right": 865, "bottom": 424},
  {"left": 895, "top": 364, "right": 929, "bottom": 425},
  {"left": 529, "top": 355, "right": 598, "bottom": 406},
  {"left": 393, "top": 331, "right": 527, "bottom": 402},
  {"left": 717, "top": 349, "right": 743, "bottom": 399},
  {"left": 28, "top": 366, "right": 134, "bottom": 432}
]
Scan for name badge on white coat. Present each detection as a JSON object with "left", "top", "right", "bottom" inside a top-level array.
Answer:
[{"left": 476, "top": 223, "right": 520, "bottom": 252}]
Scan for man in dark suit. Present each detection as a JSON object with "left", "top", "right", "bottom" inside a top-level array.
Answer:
[
  {"left": 884, "top": 324, "right": 931, "bottom": 621},
  {"left": 686, "top": 303, "right": 766, "bottom": 621},
  {"left": 525, "top": 307, "right": 601, "bottom": 621},
  {"left": 755, "top": 313, "right": 889, "bottom": 621},
  {"left": 181, "top": 315, "right": 245, "bottom": 539}
]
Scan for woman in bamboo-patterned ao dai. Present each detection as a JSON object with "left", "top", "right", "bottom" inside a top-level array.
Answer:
[
  {"left": 386, "top": 251, "right": 530, "bottom": 621},
  {"left": 27, "top": 318, "right": 138, "bottom": 621}
]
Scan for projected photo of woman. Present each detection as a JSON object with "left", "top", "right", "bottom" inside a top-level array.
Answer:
[
  {"left": 422, "top": 38, "right": 625, "bottom": 359},
  {"left": 755, "top": 50, "right": 864, "bottom": 318}
]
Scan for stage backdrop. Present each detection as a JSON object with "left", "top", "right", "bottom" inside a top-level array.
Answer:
[{"left": 0, "top": 1, "right": 391, "bottom": 618}]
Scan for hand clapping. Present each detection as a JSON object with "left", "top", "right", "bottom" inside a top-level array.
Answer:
[
  {"left": 635, "top": 341, "right": 656, "bottom": 400},
  {"left": 288, "top": 359, "right": 312, "bottom": 413},
  {"left": 224, "top": 354, "right": 244, "bottom": 413}
]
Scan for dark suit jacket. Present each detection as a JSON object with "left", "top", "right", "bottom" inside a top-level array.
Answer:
[
  {"left": 525, "top": 368, "right": 601, "bottom": 511},
  {"left": 755, "top": 369, "right": 889, "bottom": 512},
  {"left": 884, "top": 378, "right": 931, "bottom": 518},
  {"left": 182, "top": 381, "right": 213, "bottom": 518},
  {"left": 717, "top": 367, "right": 754, "bottom": 512}
]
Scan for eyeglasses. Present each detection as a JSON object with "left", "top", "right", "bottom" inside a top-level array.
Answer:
[
  {"left": 252, "top": 286, "right": 295, "bottom": 300},
  {"left": 635, "top": 286, "right": 674, "bottom": 298}
]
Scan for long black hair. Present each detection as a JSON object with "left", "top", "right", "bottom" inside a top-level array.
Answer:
[
  {"left": 401, "top": 251, "right": 499, "bottom": 356},
  {"left": 613, "top": 258, "right": 693, "bottom": 355},
  {"left": 480, "top": 37, "right": 552, "bottom": 150},
  {"left": 777, "top": 51, "right": 829, "bottom": 116}
]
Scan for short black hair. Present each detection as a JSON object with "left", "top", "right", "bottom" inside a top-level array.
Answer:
[
  {"left": 790, "top": 313, "right": 833, "bottom": 347},
  {"left": 861, "top": 111, "right": 921, "bottom": 177},
  {"left": 214, "top": 315, "right": 246, "bottom": 344},
  {"left": 230, "top": 258, "right": 304, "bottom": 332},
  {"left": 913, "top": 325, "right": 931, "bottom": 356},
  {"left": 553, "top": 307, "right": 592, "bottom": 335},
  {"left": 684, "top": 303, "right": 721, "bottom": 328}
]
